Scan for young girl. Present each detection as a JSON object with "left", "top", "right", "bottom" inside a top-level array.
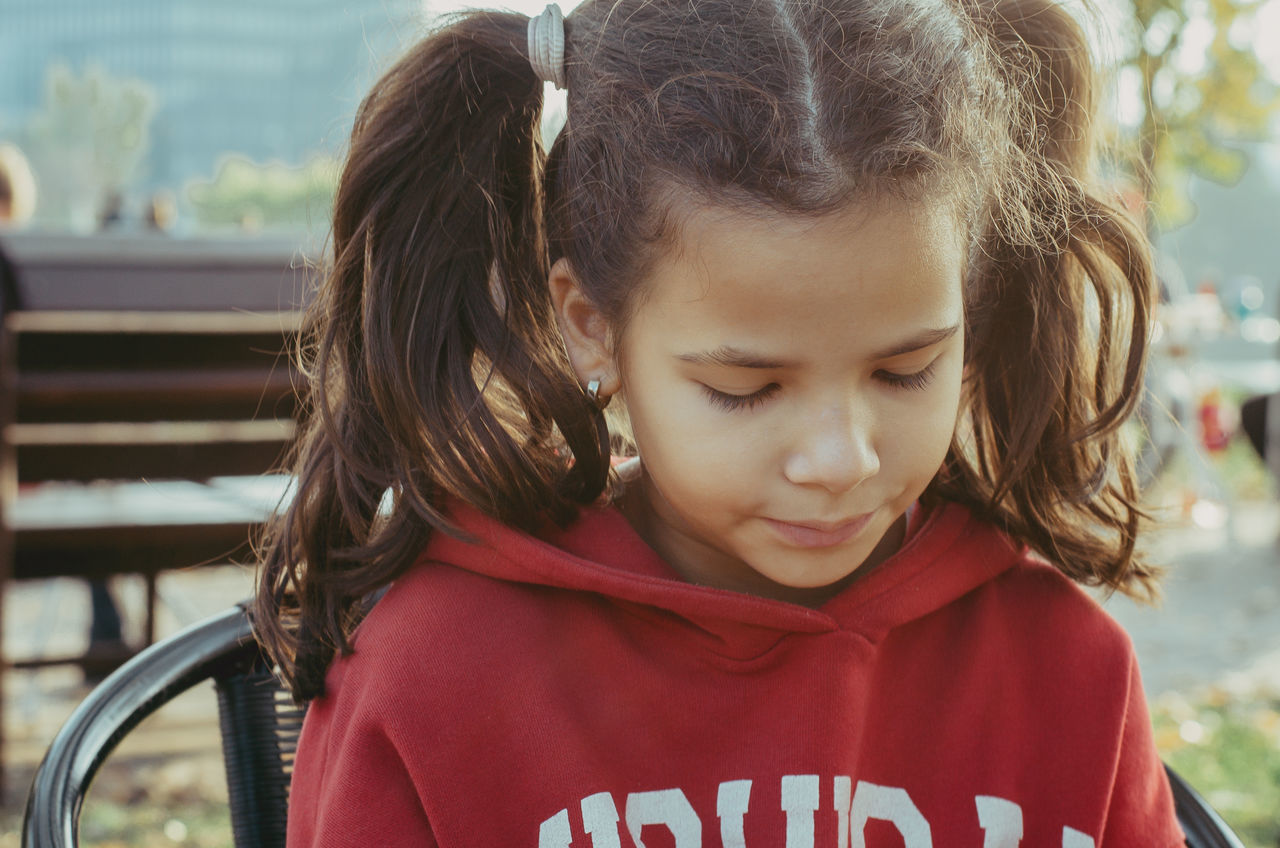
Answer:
[{"left": 257, "top": 0, "right": 1185, "bottom": 843}]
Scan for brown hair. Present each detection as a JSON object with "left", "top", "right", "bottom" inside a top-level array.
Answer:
[{"left": 257, "top": 0, "right": 1158, "bottom": 702}]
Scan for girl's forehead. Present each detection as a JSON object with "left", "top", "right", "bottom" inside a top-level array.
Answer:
[
  {"left": 620, "top": 197, "right": 967, "bottom": 359},
  {"left": 651, "top": 198, "right": 963, "bottom": 304}
]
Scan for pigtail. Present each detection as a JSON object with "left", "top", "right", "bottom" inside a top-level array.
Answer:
[
  {"left": 255, "top": 10, "right": 607, "bottom": 702},
  {"left": 936, "top": 0, "right": 1161, "bottom": 599}
]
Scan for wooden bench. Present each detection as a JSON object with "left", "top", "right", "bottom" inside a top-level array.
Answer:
[
  {"left": 0, "top": 233, "right": 308, "bottom": 797},
  {"left": 4, "top": 308, "right": 301, "bottom": 663}
]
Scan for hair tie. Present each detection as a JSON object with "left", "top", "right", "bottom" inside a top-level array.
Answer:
[{"left": 527, "top": 4, "right": 567, "bottom": 90}]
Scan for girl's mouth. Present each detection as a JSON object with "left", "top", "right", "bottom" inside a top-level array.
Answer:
[{"left": 762, "top": 513, "right": 873, "bottom": 549}]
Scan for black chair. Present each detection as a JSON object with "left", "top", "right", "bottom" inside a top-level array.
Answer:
[
  {"left": 21, "top": 605, "right": 1247, "bottom": 848},
  {"left": 1165, "top": 766, "right": 1248, "bottom": 848},
  {"left": 21, "top": 603, "right": 303, "bottom": 848}
]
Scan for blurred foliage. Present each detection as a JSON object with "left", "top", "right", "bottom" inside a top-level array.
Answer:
[
  {"left": 1154, "top": 689, "right": 1280, "bottom": 847},
  {"left": 20, "top": 64, "right": 156, "bottom": 232},
  {"left": 0, "top": 801, "right": 232, "bottom": 848},
  {"left": 1212, "top": 430, "right": 1277, "bottom": 502},
  {"left": 185, "top": 155, "right": 338, "bottom": 234},
  {"left": 79, "top": 801, "right": 233, "bottom": 848},
  {"left": 1113, "top": 0, "right": 1280, "bottom": 228}
]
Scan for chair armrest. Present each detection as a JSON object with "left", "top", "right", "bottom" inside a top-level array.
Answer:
[
  {"left": 22, "top": 605, "right": 258, "bottom": 848},
  {"left": 1165, "top": 763, "right": 1247, "bottom": 848}
]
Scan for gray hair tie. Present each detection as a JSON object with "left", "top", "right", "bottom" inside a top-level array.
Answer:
[{"left": 527, "top": 4, "right": 567, "bottom": 90}]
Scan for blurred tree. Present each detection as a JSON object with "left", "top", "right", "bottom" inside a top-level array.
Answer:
[
  {"left": 185, "top": 155, "right": 338, "bottom": 234},
  {"left": 22, "top": 64, "right": 156, "bottom": 232},
  {"left": 1114, "top": 0, "right": 1280, "bottom": 227}
]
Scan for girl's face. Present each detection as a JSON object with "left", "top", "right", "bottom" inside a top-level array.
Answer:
[{"left": 556, "top": 197, "right": 967, "bottom": 607}]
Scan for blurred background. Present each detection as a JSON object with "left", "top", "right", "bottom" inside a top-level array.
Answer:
[{"left": 1, "top": 0, "right": 1279, "bottom": 845}]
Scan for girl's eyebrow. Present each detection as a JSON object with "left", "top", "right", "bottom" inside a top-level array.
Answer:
[
  {"left": 675, "top": 346, "right": 795, "bottom": 370},
  {"left": 872, "top": 324, "right": 961, "bottom": 359},
  {"left": 675, "top": 325, "right": 961, "bottom": 370}
]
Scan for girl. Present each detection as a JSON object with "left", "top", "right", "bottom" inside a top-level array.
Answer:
[{"left": 257, "top": 0, "right": 1185, "bottom": 844}]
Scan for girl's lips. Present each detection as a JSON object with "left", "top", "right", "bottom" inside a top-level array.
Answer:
[{"left": 762, "top": 513, "right": 873, "bottom": 549}]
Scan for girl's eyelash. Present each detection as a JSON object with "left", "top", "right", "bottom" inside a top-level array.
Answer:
[
  {"left": 702, "top": 363, "right": 936, "bottom": 411},
  {"left": 702, "top": 383, "right": 781, "bottom": 412},
  {"left": 878, "top": 362, "right": 937, "bottom": 391}
]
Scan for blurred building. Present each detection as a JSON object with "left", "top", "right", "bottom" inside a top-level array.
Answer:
[{"left": 0, "top": 0, "right": 422, "bottom": 190}]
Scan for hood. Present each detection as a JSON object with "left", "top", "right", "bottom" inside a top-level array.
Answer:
[{"left": 421, "top": 498, "right": 1023, "bottom": 656}]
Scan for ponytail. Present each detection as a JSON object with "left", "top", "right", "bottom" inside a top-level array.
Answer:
[
  {"left": 255, "top": 10, "right": 608, "bottom": 702},
  {"left": 935, "top": 0, "right": 1161, "bottom": 598}
]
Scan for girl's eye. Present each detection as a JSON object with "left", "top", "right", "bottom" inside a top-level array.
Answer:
[
  {"left": 701, "top": 383, "right": 781, "bottom": 412},
  {"left": 877, "top": 362, "right": 937, "bottom": 391}
]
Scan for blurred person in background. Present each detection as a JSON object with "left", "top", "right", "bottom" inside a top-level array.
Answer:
[
  {"left": 1, "top": 142, "right": 35, "bottom": 323},
  {"left": 144, "top": 190, "right": 177, "bottom": 234},
  {"left": 0, "top": 142, "right": 37, "bottom": 230},
  {"left": 1242, "top": 392, "right": 1280, "bottom": 482}
]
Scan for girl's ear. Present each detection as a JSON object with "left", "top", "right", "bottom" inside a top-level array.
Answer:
[{"left": 549, "top": 257, "right": 621, "bottom": 396}]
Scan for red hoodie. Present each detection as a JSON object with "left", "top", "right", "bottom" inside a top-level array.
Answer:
[{"left": 287, "top": 500, "right": 1183, "bottom": 847}]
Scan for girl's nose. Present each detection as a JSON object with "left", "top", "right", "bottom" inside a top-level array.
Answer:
[{"left": 783, "top": 405, "right": 880, "bottom": 494}]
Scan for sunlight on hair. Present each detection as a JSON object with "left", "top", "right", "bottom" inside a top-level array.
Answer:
[
  {"left": 1055, "top": 0, "right": 1127, "bottom": 67},
  {"left": 423, "top": 0, "right": 575, "bottom": 145}
]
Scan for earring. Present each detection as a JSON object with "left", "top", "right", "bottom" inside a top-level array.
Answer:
[
  {"left": 586, "top": 378, "right": 611, "bottom": 409},
  {"left": 585, "top": 378, "right": 611, "bottom": 463}
]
